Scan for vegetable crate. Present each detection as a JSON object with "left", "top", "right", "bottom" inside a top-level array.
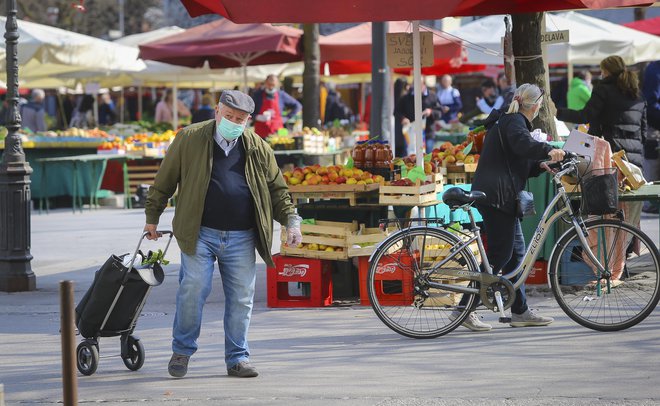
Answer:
[
  {"left": 346, "top": 225, "right": 390, "bottom": 257},
  {"left": 379, "top": 180, "right": 439, "bottom": 206},
  {"left": 526, "top": 260, "right": 548, "bottom": 285},
  {"left": 266, "top": 254, "right": 333, "bottom": 308},
  {"left": 445, "top": 163, "right": 477, "bottom": 185},
  {"left": 357, "top": 251, "right": 417, "bottom": 306},
  {"left": 280, "top": 220, "right": 358, "bottom": 260}
]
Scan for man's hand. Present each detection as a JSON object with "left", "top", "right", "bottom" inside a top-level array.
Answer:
[
  {"left": 422, "top": 108, "right": 433, "bottom": 117},
  {"left": 401, "top": 118, "right": 411, "bottom": 126},
  {"left": 548, "top": 149, "right": 566, "bottom": 162},
  {"left": 144, "top": 224, "right": 160, "bottom": 240},
  {"left": 286, "top": 227, "right": 302, "bottom": 247}
]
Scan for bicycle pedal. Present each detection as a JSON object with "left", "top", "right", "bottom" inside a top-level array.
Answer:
[{"left": 499, "top": 317, "right": 512, "bottom": 323}]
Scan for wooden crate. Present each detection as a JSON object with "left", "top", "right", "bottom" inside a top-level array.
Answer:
[
  {"left": 289, "top": 183, "right": 379, "bottom": 206},
  {"left": 612, "top": 150, "right": 644, "bottom": 190},
  {"left": 379, "top": 180, "right": 439, "bottom": 206},
  {"left": 347, "top": 226, "right": 389, "bottom": 257},
  {"left": 280, "top": 220, "right": 358, "bottom": 260},
  {"left": 560, "top": 176, "right": 581, "bottom": 193}
]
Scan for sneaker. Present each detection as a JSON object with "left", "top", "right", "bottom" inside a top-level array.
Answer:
[
  {"left": 510, "top": 309, "right": 554, "bottom": 327},
  {"left": 450, "top": 311, "right": 492, "bottom": 332},
  {"left": 168, "top": 353, "right": 190, "bottom": 378},
  {"left": 227, "top": 361, "right": 259, "bottom": 378}
]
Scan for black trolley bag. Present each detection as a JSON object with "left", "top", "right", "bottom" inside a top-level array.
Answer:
[{"left": 74, "top": 230, "right": 173, "bottom": 376}]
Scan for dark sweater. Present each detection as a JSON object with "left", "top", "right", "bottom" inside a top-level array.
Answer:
[
  {"left": 471, "top": 110, "right": 553, "bottom": 215},
  {"left": 557, "top": 74, "right": 647, "bottom": 167},
  {"left": 201, "top": 140, "right": 256, "bottom": 231}
]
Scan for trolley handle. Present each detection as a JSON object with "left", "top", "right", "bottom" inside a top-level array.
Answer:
[{"left": 124, "top": 230, "right": 174, "bottom": 275}]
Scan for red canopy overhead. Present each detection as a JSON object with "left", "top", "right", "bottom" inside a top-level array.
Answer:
[
  {"left": 139, "top": 18, "right": 302, "bottom": 68},
  {"left": 623, "top": 16, "right": 660, "bottom": 36},
  {"left": 180, "top": 0, "right": 653, "bottom": 23},
  {"left": 320, "top": 21, "right": 461, "bottom": 63},
  {"left": 320, "top": 21, "right": 472, "bottom": 75}
]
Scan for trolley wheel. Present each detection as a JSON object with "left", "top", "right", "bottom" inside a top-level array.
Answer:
[
  {"left": 122, "top": 335, "right": 145, "bottom": 371},
  {"left": 76, "top": 341, "right": 99, "bottom": 376}
]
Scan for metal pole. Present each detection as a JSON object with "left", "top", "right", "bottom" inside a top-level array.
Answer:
[
  {"left": 172, "top": 83, "right": 178, "bottom": 130},
  {"left": 370, "top": 22, "right": 389, "bottom": 140},
  {"left": 118, "top": 0, "right": 125, "bottom": 37},
  {"left": 412, "top": 21, "right": 424, "bottom": 168},
  {"left": 0, "top": 0, "right": 36, "bottom": 292},
  {"left": 120, "top": 88, "right": 125, "bottom": 124},
  {"left": 137, "top": 85, "right": 143, "bottom": 121},
  {"left": 60, "top": 280, "right": 78, "bottom": 406}
]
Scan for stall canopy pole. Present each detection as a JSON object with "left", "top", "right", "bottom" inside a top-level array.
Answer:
[
  {"left": 173, "top": 83, "right": 179, "bottom": 130},
  {"left": 137, "top": 85, "right": 143, "bottom": 121},
  {"left": 412, "top": 21, "right": 424, "bottom": 168},
  {"left": 567, "top": 63, "right": 574, "bottom": 82},
  {"left": 120, "top": 87, "right": 125, "bottom": 123}
]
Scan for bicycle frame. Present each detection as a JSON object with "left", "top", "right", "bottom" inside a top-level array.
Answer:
[{"left": 424, "top": 160, "right": 608, "bottom": 295}]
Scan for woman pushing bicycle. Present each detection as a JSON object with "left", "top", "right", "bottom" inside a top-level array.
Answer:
[{"left": 457, "top": 84, "right": 565, "bottom": 331}]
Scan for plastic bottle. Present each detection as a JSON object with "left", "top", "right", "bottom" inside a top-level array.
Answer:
[
  {"left": 352, "top": 141, "right": 365, "bottom": 168},
  {"left": 364, "top": 141, "right": 375, "bottom": 168}
]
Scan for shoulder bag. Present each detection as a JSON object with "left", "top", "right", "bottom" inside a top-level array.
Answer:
[{"left": 496, "top": 122, "right": 536, "bottom": 218}]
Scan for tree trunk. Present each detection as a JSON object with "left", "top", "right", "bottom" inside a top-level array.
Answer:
[
  {"left": 634, "top": 7, "right": 647, "bottom": 22},
  {"left": 511, "top": 12, "right": 557, "bottom": 138},
  {"left": 302, "top": 23, "right": 320, "bottom": 128}
]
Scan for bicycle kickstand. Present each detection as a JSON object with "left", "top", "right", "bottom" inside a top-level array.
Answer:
[{"left": 494, "top": 291, "right": 511, "bottom": 323}]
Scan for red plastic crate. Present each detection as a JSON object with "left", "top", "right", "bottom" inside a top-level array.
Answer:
[
  {"left": 357, "top": 251, "right": 417, "bottom": 306},
  {"left": 526, "top": 260, "right": 548, "bottom": 285},
  {"left": 267, "top": 254, "right": 333, "bottom": 308}
]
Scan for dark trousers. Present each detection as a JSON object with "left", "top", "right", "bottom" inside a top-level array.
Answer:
[{"left": 459, "top": 205, "right": 529, "bottom": 314}]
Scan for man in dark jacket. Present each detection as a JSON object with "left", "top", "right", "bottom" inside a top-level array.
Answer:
[
  {"left": 557, "top": 63, "right": 646, "bottom": 168},
  {"left": 395, "top": 84, "right": 442, "bottom": 154},
  {"left": 20, "top": 89, "right": 47, "bottom": 132},
  {"left": 324, "top": 82, "right": 352, "bottom": 124}
]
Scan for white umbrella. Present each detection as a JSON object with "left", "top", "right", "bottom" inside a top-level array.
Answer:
[
  {"left": 450, "top": 12, "right": 660, "bottom": 66},
  {"left": 0, "top": 17, "right": 145, "bottom": 79}
]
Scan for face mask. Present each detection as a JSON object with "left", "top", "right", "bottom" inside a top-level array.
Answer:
[
  {"left": 265, "top": 88, "right": 276, "bottom": 96},
  {"left": 217, "top": 117, "right": 245, "bottom": 141}
]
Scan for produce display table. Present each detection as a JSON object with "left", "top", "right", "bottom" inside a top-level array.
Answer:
[
  {"left": 289, "top": 183, "right": 379, "bottom": 207},
  {"left": 36, "top": 154, "right": 165, "bottom": 213},
  {"left": 618, "top": 183, "right": 660, "bottom": 230},
  {"left": 273, "top": 148, "right": 352, "bottom": 168}
]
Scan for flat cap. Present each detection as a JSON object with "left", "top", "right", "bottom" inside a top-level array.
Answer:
[{"left": 219, "top": 90, "right": 255, "bottom": 114}]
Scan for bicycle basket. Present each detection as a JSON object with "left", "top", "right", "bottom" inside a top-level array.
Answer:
[{"left": 579, "top": 167, "right": 619, "bottom": 215}]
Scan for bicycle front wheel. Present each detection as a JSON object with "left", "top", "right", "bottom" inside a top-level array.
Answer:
[
  {"left": 368, "top": 227, "right": 480, "bottom": 339},
  {"left": 549, "top": 219, "right": 660, "bottom": 331}
]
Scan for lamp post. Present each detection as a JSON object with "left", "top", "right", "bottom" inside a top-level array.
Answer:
[{"left": 0, "top": 0, "right": 36, "bottom": 292}]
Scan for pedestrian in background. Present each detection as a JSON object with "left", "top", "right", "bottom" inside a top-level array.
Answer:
[
  {"left": 21, "top": 89, "right": 47, "bottom": 132},
  {"left": 155, "top": 89, "right": 192, "bottom": 127},
  {"left": 251, "top": 74, "right": 302, "bottom": 138},
  {"left": 567, "top": 70, "right": 592, "bottom": 111},
  {"left": 436, "top": 74, "right": 462, "bottom": 122},
  {"left": 98, "top": 93, "right": 117, "bottom": 126},
  {"left": 323, "top": 82, "right": 352, "bottom": 124},
  {"left": 69, "top": 94, "right": 95, "bottom": 129},
  {"left": 557, "top": 55, "right": 646, "bottom": 168},
  {"left": 144, "top": 90, "right": 302, "bottom": 379},
  {"left": 642, "top": 60, "right": 660, "bottom": 213},
  {"left": 191, "top": 93, "right": 216, "bottom": 124}
]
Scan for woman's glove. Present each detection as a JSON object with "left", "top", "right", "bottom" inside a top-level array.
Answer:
[{"left": 285, "top": 214, "right": 303, "bottom": 247}]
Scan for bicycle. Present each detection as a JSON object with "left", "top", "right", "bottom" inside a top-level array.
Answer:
[{"left": 367, "top": 153, "right": 660, "bottom": 338}]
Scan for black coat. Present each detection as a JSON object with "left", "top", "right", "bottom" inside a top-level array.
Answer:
[
  {"left": 557, "top": 75, "right": 647, "bottom": 167},
  {"left": 471, "top": 110, "right": 553, "bottom": 215}
]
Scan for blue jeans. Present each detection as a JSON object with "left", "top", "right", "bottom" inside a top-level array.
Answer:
[{"left": 172, "top": 226, "right": 256, "bottom": 368}]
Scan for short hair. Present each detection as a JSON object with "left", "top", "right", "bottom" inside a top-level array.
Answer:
[
  {"left": 265, "top": 74, "right": 278, "bottom": 82},
  {"left": 574, "top": 70, "right": 590, "bottom": 81},
  {"left": 31, "top": 89, "right": 45, "bottom": 101},
  {"left": 481, "top": 79, "right": 496, "bottom": 89},
  {"left": 201, "top": 93, "right": 214, "bottom": 106}
]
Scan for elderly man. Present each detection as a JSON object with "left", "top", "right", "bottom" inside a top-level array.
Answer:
[
  {"left": 144, "top": 90, "right": 302, "bottom": 379},
  {"left": 251, "top": 74, "right": 302, "bottom": 138},
  {"left": 21, "top": 89, "right": 47, "bottom": 132}
]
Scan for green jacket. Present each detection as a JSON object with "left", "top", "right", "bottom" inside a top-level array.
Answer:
[
  {"left": 145, "top": 119, "right": 295, "bottom": 267},
  {"left": 567, "top": 77, "right": 592, "bottom": 111}
]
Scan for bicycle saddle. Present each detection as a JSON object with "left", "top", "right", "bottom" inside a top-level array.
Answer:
[{"left": 442, "top": 187, "right": 487, "bottom": 208}]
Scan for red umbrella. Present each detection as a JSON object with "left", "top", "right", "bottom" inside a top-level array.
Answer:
[
  {"left": 623, "top": 16, "right": 660, "bottom": 36},
  {"left": 180, "top": 0, "right": 652, "bottom": 23},
  {"left": 139, "top": 18, "right": 302, "bottom": 68},
  {"left": 320, "top": 22, "right": 486, "bottom": 75}
]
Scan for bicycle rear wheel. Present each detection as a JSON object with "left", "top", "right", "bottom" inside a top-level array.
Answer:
[
  {"left": 368, "top": 227, "right": 480, "bottom": 338},
  {"left": 549, "top": 219, "right": 660, "bottom": 331}
]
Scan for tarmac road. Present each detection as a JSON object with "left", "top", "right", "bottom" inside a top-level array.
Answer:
[{"left": 0, "top": 208, "right": 658, "bottom": 405}]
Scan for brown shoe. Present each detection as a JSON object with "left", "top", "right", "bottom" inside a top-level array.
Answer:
[
  {"left": 168, "top": 353, "right": 190, "bottom": 378},
  {"left": 227, "top": 361, "right": 258, "bottom": 378}
]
